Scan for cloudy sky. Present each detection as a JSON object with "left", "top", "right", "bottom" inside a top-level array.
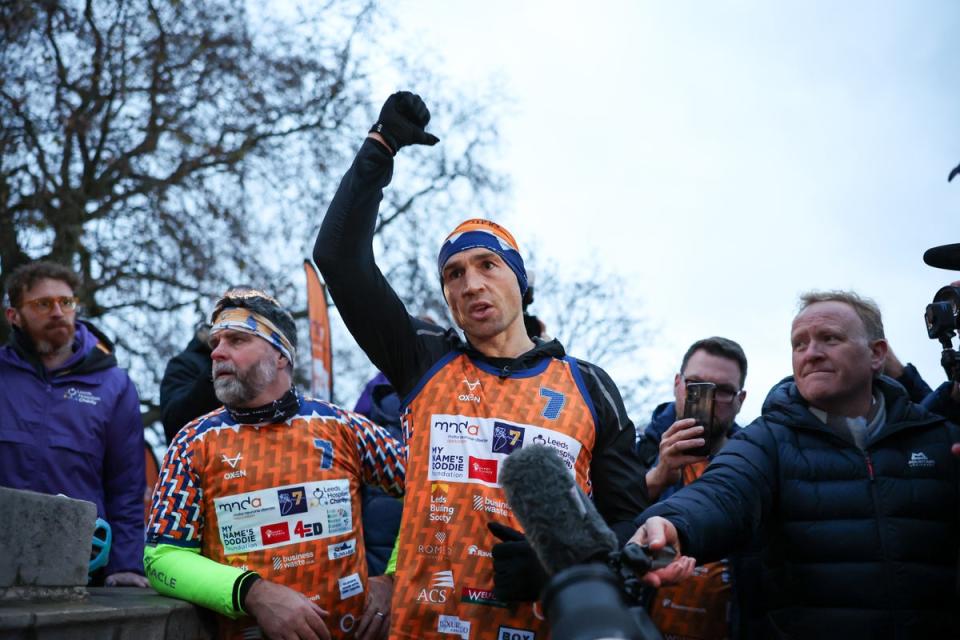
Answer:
[{"left": 372, "top": 1, "right": 960, "bottom": 420}]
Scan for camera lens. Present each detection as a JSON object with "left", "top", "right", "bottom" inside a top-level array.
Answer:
[{"left": 543, "top": 564, "right": 644, "bottom": 640}]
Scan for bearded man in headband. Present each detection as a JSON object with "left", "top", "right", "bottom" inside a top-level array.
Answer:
[{"left": 146, "top": 288, "right": 406, "bottom": 640}]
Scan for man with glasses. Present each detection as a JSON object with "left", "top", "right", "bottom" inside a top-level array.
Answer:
[
  {"left": 0, "top": 261, "right": 148, "bottom": 586},
  {"left": 639, "top": 337, "right": 748, "bottom": 501},
  {"left": 637, "top": 336, "right": 757, "bottom": 639}
]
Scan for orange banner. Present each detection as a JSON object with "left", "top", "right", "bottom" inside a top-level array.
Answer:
[{"left": 304, "top": 260, "right": 333, "bottom": 401}]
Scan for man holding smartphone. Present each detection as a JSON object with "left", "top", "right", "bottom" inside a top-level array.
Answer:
[
  {"left": 636, "top": 337, "right": 755, "bottom": 639},
  {"left": 639, "top": 336, "right": 748, "bottom": 502}
]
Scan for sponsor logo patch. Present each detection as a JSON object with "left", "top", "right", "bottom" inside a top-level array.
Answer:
[
  {"left": 437, "top": 614, "right": 471, "bottom": 639},
  {"left": 416, "top": 570, "right": 455, "bottom": 603},
  {"left": 278, "top": 487, "right": 308, "bottom": 516},
  {"left": 216, "top": 496, "right": 264, "bottom": 514},
  {"left": 271, "top": 551, "right": 315, "bottom": 571},
  {"left": 458, "top": 379, "right": 482, "bottom": 404},
  {"left": 326, "top": 506, "right": 350, "bottom": 534},
  {"left": 468, "top": 456, "right": 498, "bottom": 483},
  {"left": 472, "top": 494, "right": 511, "bottom": 516},
  {"left": 260, "top": 522, "right": 290, "bottom": 544},
  {"left": 338, "top": 572, "right": 363, "bottom": 600},
  {"left": 461, "top": 586, "right": 505, "bottom": 607},
  {"left": 467, "top": 544, "right": 492, "bottom": 558},
  {"left": 498, "top": 626, "right": 536, "bottom": 640},
  {"left": 530, "top": 433, "right": 578, "bottom": 471},
  {"left": 219, "top": 525, "right": 258, "bottom": 551},
  {"left": 430, "top": 483, "right": 457, "bottom": 523},
  {"left": 328, "top": 538, "right": 356, "bottom": 560},
  {"left": 430, "top": 445, "right": 466, "bottom": 480},
  {"left": 492, "top": 422, "right": 525, "bottom": 455},
  {"left": 417, "top": 530, "right": 453, "bottom": 558},
  {"left": 221, "top": 452, "right": 243, "bottom": 468}
]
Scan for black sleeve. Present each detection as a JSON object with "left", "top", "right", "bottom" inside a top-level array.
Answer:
[
  {"left": 313, "top": 139, "right": 443, "bottom": 396},
  {"left": 639, "top": 422, "right": 778, "bottom": 562},
  {"left": 159, "top": 352, "right": 219, "bottom": 443},
  {"left": 576, "top": 360, "right": 651, "bottom": 544},
  {"left": 894, "top": 363, "right": 934, "bottom": 404}
]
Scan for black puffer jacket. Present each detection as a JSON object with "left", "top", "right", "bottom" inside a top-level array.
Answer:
[{"left": 641, "top": 376, "right": 960, "bottom": 639}]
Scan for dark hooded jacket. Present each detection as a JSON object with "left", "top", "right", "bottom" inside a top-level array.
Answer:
[
  {"left": 159, "top": 331, "right": 219, "bottom": 443},
  {"left": 0, "top": 320, "right": 146, "bottom": 576},
  {"left": 640, "top": 376, "right": 960, "bottom": 639},
  {"left": 354, "top": 373, "right": 404, "bottom": 576}
]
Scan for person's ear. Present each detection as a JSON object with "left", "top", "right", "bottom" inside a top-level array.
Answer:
[
  {"left": 870, "top": 339, "right": 889, "bottom": 375},
  {"left": 5, "top": 307, "right": 21, "bottom": 328}
]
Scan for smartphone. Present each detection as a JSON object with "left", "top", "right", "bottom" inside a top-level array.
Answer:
[{"left": 681, "top": 382, "right": 717, "bottom": 457}]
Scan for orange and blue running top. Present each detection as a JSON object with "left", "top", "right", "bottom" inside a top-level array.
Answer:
[
  {"left": 389, "top": 352, "right": 598, "bottom": 640},
  {"left": 146, "top": 396, "right": 406, "bottom": 639}
]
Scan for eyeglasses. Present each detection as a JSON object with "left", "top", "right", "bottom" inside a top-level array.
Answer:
[
  {"left": 20, "top": 296, "right": 79, "bottom": 314},
  {"left": 683, "top": 376, "right": 742, "bottom": 403}
]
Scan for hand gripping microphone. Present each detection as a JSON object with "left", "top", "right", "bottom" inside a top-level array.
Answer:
[{"left": 499, "top": 443, "right": 618, "bottom": 575}]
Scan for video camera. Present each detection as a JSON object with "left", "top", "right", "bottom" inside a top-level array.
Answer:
[
  {"left": 924, "top": 285, "right": 960, "bottom": 383},
  {"left": 500, "top": 444, "right": 670, "bottom": 640},
  {"left": 542, "top": 544, "right": 671, "bottom": 640},
  {"left": 922, "top": 244, "right": 960, "bottom": 383}
]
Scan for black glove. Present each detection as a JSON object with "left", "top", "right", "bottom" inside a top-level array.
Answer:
[
  {"left": 369, "top": 91, "right": 440, "bottom": 155},
  {"left": 488, "top": 521, "right": 548, "bottom": 602}
]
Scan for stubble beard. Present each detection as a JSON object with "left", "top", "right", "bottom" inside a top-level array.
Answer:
[{"left": 213, "top": 356, "right": 278, "bottom": 407}]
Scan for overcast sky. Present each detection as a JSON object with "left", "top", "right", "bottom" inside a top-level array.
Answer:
[{"left": 370, "top": 1, "right": 960, "bottom": 421}]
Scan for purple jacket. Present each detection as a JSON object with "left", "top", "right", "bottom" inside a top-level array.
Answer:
[{"left": 0, "top": 320, "right": 146, "bottom": 576}]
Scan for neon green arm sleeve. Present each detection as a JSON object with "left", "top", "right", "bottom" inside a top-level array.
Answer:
[
  {"left": 385, "top": 536, "right": 399, "bottom": 575},
  {"left": 144, "top": 543, "right": 252, "bottom": 618}
]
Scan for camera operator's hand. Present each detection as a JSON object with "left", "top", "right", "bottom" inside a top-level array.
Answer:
[
  {"left": 368, "top": 92, "right": 440, "bottom": 155},
  {"left": 488, "top": 522, "right": 548, "bottom": 602},
  {"left": 629, "top": 517, "right": 696, "bottom": 588},
  {"left": 644, "top": 418, "right": 708, "bottom": 501}
]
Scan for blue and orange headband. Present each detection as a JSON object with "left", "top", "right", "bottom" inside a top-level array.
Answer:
[
  {"left": 210, "top": 289, "right": 296, "bottom": 365},
  {"left": 437, "top": 219, "right": 528, "bottom": 295}
]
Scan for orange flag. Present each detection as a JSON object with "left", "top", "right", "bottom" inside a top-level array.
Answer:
[{"left": 304, "top": 259, "right": 333, "bottom": 401}]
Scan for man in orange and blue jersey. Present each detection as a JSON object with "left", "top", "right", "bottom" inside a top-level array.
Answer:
[
  {"left": 314, "top": 92, "right": 650, "bottom": 640},
  {"left": 145, "top": 288, "right": 406, "bottom": 640}
]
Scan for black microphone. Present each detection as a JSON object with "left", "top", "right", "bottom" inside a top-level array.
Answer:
[
  {"left": 923, "top": 243, "right": 960, "bottom": 271},
  {"left": 500, "top": 444, "right": 619, "bottom": 575}
]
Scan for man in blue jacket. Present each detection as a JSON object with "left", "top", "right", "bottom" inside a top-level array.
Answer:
[
  {"left": 633, "top": 290, "right": 960, "bottom": 638},
  {"left": 0, "top": 261, "right": 147, "bottom": 586}
]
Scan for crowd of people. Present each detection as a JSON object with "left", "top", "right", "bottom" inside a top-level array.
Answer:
[{"left": 1, "top": 91, "right": 958, "bottom": 640}]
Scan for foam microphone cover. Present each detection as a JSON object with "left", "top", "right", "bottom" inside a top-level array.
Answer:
[
  {"left": 923, "top": 243, "right": 960, "bottom": 271},
  {"left": 500, "top": 444, "right": 619, "bottom": 575}
]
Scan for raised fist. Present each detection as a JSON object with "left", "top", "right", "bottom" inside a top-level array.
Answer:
[{"left": 369, "top": 91, "right": 440, "bottom": 154}]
